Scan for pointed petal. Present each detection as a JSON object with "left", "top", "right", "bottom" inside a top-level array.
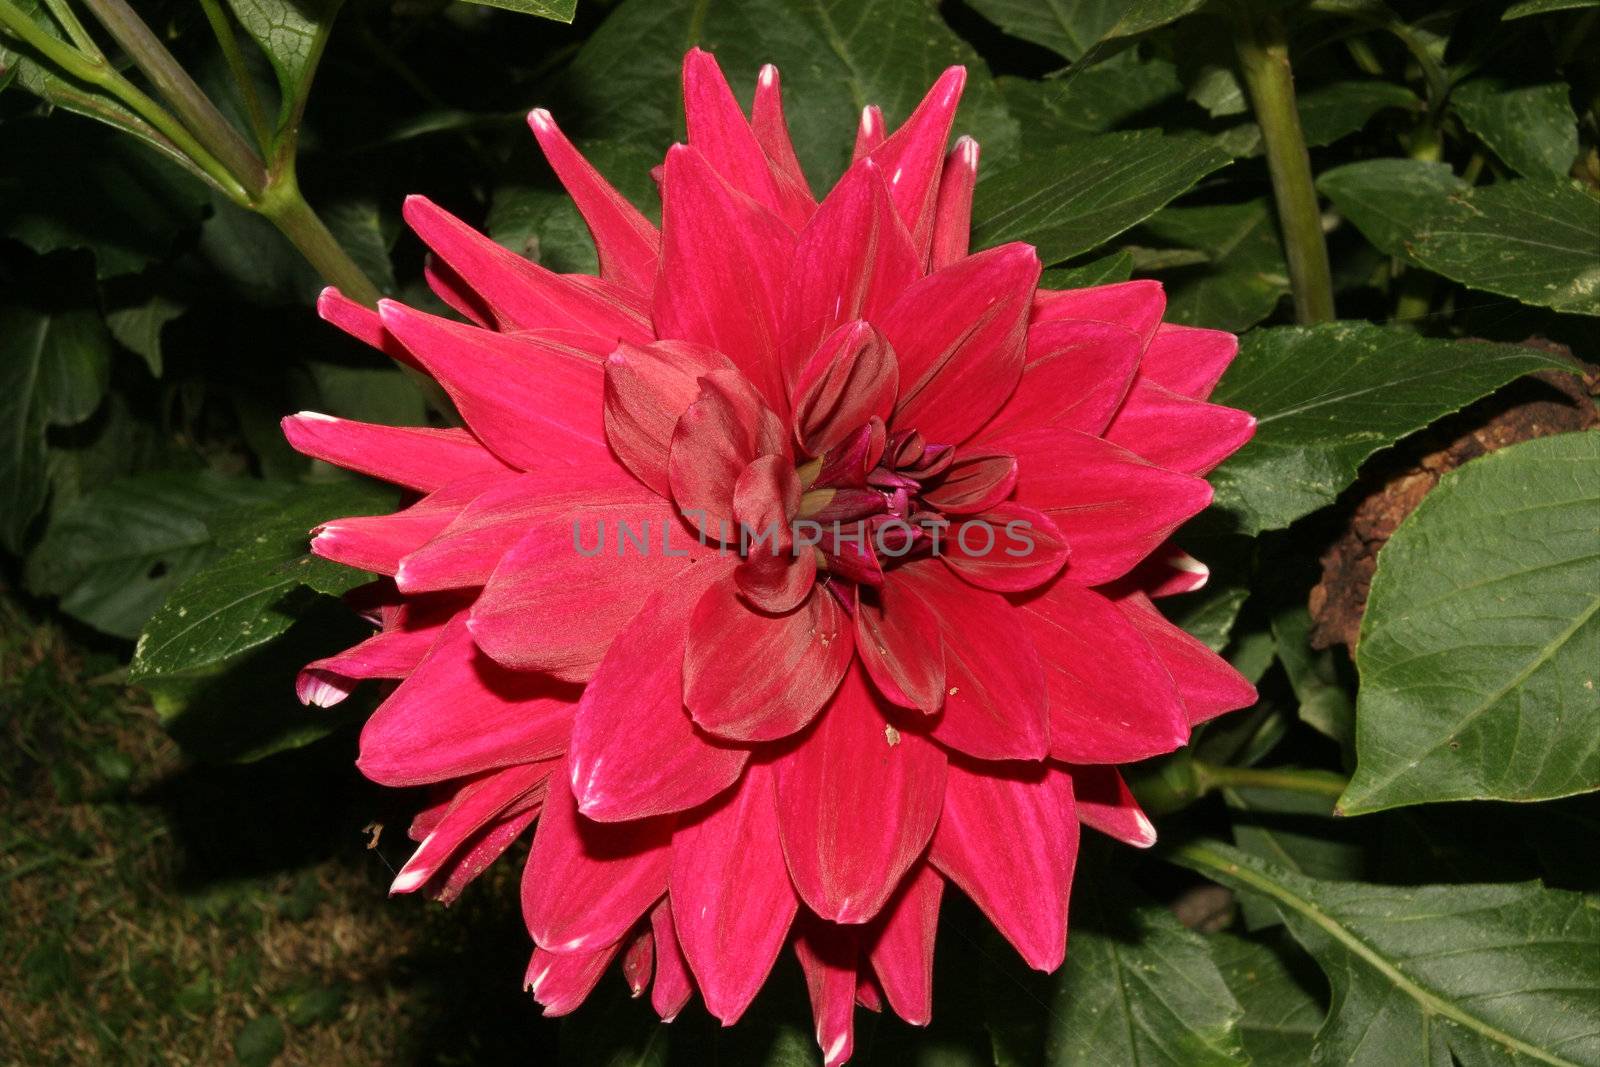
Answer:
[
  {"left": 795, "top": 918, "right": 861, "bottom": 1067},
  {"left": 469, "top": 490, "right": 714, "bottom": 681},
  {"left": 1105, "top": 378, "right": 1256, "bottom": 475},
  {"left": 424, "top": 256, "right": 494, "bottom": 327},
  {"left": 283, "top": 413, "right": 508, "bottom": 493},
  {"left": 1114, "top": 591, "right": 1257, "bottom": 724},
  {"left": 525, "top": 942, "right": 620, "bottom": 1016},
  {"left": 865, "top": 865, "right": 942, "bottom": 1026},
  {"left": 1065, "top": 764, "right": 1157, "bottom": 847},
  {"left": 390, "top": 761, "right": 551, "bottom": 894},
  {"left": 682, "top": 48, "right": 806, "bottom": 228},
  {"left": 668, "top": 368, "right": 786, "bottom": 540},
  {"left": 685, "top": 576, "right": 852, "bottom": 742},
  {"left": 621, "top": 924, "right": 655, "bottom": 997},
  {"left": 1139, "top": 322, "right": 1238, "bottom": 400},
  {"left": 992, "top": 427, "right": 1214, "bottom": 586},
  {"left": 880, "top": 243, "right": 1040, "bottom": 445},
  {"left": 775, "top": 665, "right": 947, "bottom": 924},
  {"left": 852, "top": 105, "right": 885, "bottom": 163},
  {"left": 522, "top": 756, "right": 672, "bottom": 954},
  {"left": 929, "top": 136, "right": 978, "bottom": 272},
  {"left": 1021, "top": 578, "right": 1189, "bottom": 764},
  {"left": 976, "top": 320, "right": 1142, "bottom": 442},
  {"left": 605, "top": 340, "right": 737, "bottom": 498},
  {"left": 942, "top": 503, "right": 1069, "bottom": 593},
  {"left": 316, "top": 287, "right": 421, "bottom": 371},
  {"left": 655, "top": 144, "right": 796, "bottom": 412},
  {"left": 670, "top": 763, "right": 799, "bottom": 1024},
  {"left": 931, "top": 762, "right": 1078, "bottom": 971},
  {"left": 1120, "top": 542, "right": 1211, "bottom": 599},
  {"left": 569, "top": 566, "right": 749, "bottom": 822},
  {"left": 377, "top": 301, "right": 610, "bottom": 471},
  {"left": 894, "top": 562, "right": 1049, "bottom": 760},
  {"left": 1031, "top": 279, "right": 1165, "bottom": 347},
  {"left": 310, "top": 477, "right": 492, "bottom": 576},
  {"left": 867, "top": 66, "right": 966, "bottom": 259},
  {"left": 792, "top": 320, "right": 899, "bottom": 457},
  {"left": 919, "top": 451, "right": 1016, "bottom": 514},
  {"left": 297, "top": 613, "right": 451, "bottom": 706},
  {"left": 527, "top": 108, "right": 660, "bottom": 294},
  {"left": 650, "top": 899, "right": 694, "bottom": 1022},
  {"left": 358, "top": 617, "right": 573, "bottom": 786},
  {"left": 423, "top": 803, "right": 541, "bottom": 905},
  {"left": 402, "top": 195, "right": 650, "bottom": 345},
  {"left": 855, "top": 579, "right": 945, "bottom": 716},
  {"left": 750, "top": 64, "right": 816, "bottom": 221}
]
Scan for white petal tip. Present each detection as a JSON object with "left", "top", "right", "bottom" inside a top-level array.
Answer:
[
  {"left": 528, "top": 108, "right": 553, "bottom": 130},
  {"left": 389, "top": 866, "right": 430, "bottom": 894},
  {"left": 758, "top": 64, "right": 777, "bottom": 87},
  {"left": 823, "top": 1032, "right": 850, "bottom": 1066},
  {"left": 291, "top": 409, "right": 339, "bottom": 423}
]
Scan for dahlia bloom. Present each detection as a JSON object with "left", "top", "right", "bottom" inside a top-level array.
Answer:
[{"left": 285, "top": 49, "right": 1256, "bottom": 1063}]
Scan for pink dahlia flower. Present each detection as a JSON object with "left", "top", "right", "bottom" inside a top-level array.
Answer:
[{"left": 284, "top": 49, "right": 1256, "bottom": 1063}]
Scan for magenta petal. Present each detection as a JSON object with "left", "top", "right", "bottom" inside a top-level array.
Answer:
[
  {"left": 1021, "top": 578, "right": 1190, "bottom": 764},
  {"left": 1119, "top": 542, "right": 1212, "bottom": 599},
  {"left": 855, "top": 580, "right": 945, "bottom": 716},
  {"left": 568, "top": 569, "right": 749, "bottom": 822},
  {"left": 621, "top": 924, "right": 655, "bottom": 997},
  {"left": 791, "top": 320, "right": 899, "bottom": 457},
  {"left": 977, "top": 320, "right": 1142, "bottom": 441},
  {"left": 1031, "top": 279, "right": 1165, "bottom": 346},
  {"left": 866, "top": 66, "right": 966, "bottom": 259},
  {"left": 894, "top": 562, "right": 1049, "bottom": 760},
  {"left": 670, "top": 763, "right": 799, "bottom": 1024},
  {"left": 880, "top": 244, "right": 1040, "bottom": 446},
  {"left": 316, "top": 287, "right": 421, "bottom": 371},
  {"left": 358, "top": 617, "right": 573, "bottom": 786},
  {"left": 527, "top": 108, "right": 660, "bottom": 295},
  {"left": 928, "top": 137, "right": 978, "bottom": 272},
  {"left": 668, "top": 368, "right": 787, "bottom": 540},
  {"left": 931, "top": 762, "right": 1078, "bottom": 971},
  {"left": 942, "top": 503, "right": 1069, "bottom": 594},
  {"left": 685, "top": 576, "right": 852, "bottom": 742},
  {"left": 1065, "top": 764, "right": 1157, "bottom": 848},
  {"left": 650, "top": 899, "right": 694, "bottom": 1022},
  {"left": 389, "top": 761, "right": 551, "bottom": 895},
  {"left": 865, "top": 865, "right": 942, "bottom": 1026},
  {"left": 775, "top": 665, "right": 946, "bottom": 924},
  {"left": 402, "top": 195, "right": 650, "bottom": 345},
  {"left": 296, "top": 620, "right": 443, "bottom": 706},
  {"left": 852, "top": 104, "right": 886, "bottom": 162},
  {"left": 1105, "top": 377, "right": 1257, "bottom": 476},
  {"left": 919, "top": 451, "right": 1016, "bottom": 514},
  {"left": 749, "top": 64, "right": 816, "bottom": 222},
  {"left": 731, "top": 453, "right": 809, "bottom": 614},
  {"left": 1115, "top": 591, "right": 1258, "bottom": 724},
  {"left": 1139, "top": 322, "right": 1239, "bottom": 400},
  {"left": 422, "top": 804, "right": 540, "bottom": 905},
  {"left": 683, "top": 48, "right": 808, "bottom": 229},
  {"left": 795, "top": 918, "right": 861, "bottom": 1067},
  {"left": 525, "top": 942, "right": 620, "bottom": 1016},
  {"left": 655, "top": 144, "right": 796, "bottom": 413},
  {"left": 993, "top": 426, "right": 1214, "bottom": 587},
  {"left": 605, "top": 340, "right": 737, "bottom": 498},
  {"left": 521, "top": 755, "right": 672, "bottom": 954},
  {"left": 310, "top": 477, "right": 492, "bottom": 576},
  {"left": 282, "top": 413, "right": 508, "bottom": 492}
]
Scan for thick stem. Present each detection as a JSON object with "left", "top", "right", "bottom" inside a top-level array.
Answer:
[
  {"left": 1234, "top": 9, "right": 1337, "bottom": 324},
  {"left": 258, "top": 169, "right": 383, "bottom": 307},
  {"left": 1192, "top": 761, "right": 1349, "bottom": 800},
  {"left": 79, "top": 0, "right": 267, "bottom": 195}
]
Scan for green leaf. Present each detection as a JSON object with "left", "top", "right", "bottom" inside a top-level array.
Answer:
[
  {"left": 1341, "top": 433, "right": 1600, "bottom": 814},
  {"left": 105, "top": 293, "right": 185, "bottom": 377},
  {"left": 457, "top": 0, "right": 576, "bottom": 18},
  {"left": 997, "top": 59, "right": 1182, "bottom": 141},
  {"left": 23, "top": 471, "right": 291, "bottom": 638},
  {"left": 320, "top": 198, "right": 396, "bottom": 294},
  {"left": 1406, "top": 179, "right": 1600, "bottom": 315},
  {"left": 1211, "top": 934, "right": 1323, "bottom": 1066},
  {"left": 560, "top": 0, "right": 1019, "bottom": 189},
  {"left": 0, "top": 300, "right": 111, "bottom": 553},
  {"left": 972, "top": 130, "right": 1232, "bottom": 266},
  {"left": 308, "top": 362, "right": 426, "bottom": 426},
  {"left": 1317, "top": 159, "right": 1467, "bottom": 259},
  {"left": 1271, "top": 604, "right": 1354, "bottom": 753},
  {"left": 1178, "top": 841, "right": 1600, "bottom": 1067},
  {"left": 1038, "top": 250, "right": 1135, "bottom": 289},
  {"left": 965, "top": 0, "right": 1206, "bottom": 63},
  {"left": 1503, "top": 0, "right": 1600, "bottom": 18},
  {"left": 1451, "top": 80, "right": 1579, "bottom": 179},
  {"left": 224, "top": 0, "right": 336, "bottom": 127},
  {"left": 1207, "top": 323, "right": 1567, "bottom": 535},
  {"left": 131, "top": 480, "right": 396, "bottom": 679},
  {"left": 1137, "top": 198, "right": 1290, "bottom": 332}
]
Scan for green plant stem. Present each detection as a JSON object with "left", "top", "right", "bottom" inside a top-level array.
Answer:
[
  {"left": 0, "top": 0, "right": 249, "bottom": 200},
  {"left": 258, "top": 168, "right": 382, "bottom": 307},
  {"left": 196, "top": 0, "right": 270, "bottom": 150},
  {"left": 1193, "top": 760, "right": 1349, "bottom": 799},
  {"left": 78, "top": 0, "right": 267, "bottom": 194},
  {"left": 1234, "top": 9, "right": 1337, "bottom": 324},
  {"left": 40, "top": 0, "right": 99, "bottom": 56}
]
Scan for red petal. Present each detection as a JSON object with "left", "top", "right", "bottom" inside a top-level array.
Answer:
[
  {"left": 1120, "top": 542, "right": 1211, "bottom": 599},
  {"left": 297, "top": 612, "right": 452, "bottom": 707},
  {"left": 855, "top": 579, "right": 945, "bottom": 716},
  {"left": 919, "top": 451, "right": 1016, "bottom": 514},
  {"left": 525, "top": 942, "right": 620, "bottom": 1016},
  {"left": 1140, "top": 322, "right": 1238, "bottom": 400},
  {"left": 1065, "top": 764, "right": 1157, "bottom": 847},
  {"left": 621, "top": 924, "right": 655, "bottom": 997},
  {"left": 993, "top": 427, "right": 1214, "bottom": 586},
  {"left": 569, "top": 567, "right": 748, "bottom": 822},
  {"left": 894, "top": 562, "right": 1049, "bottom": 760},
  {"left": 310, "top": 477, "right": 491, "bottom": 576},
  {"left": 775, "top": 665, "right": 946, "bottom": 924},
  {"left": 683, "top": 49, "right": 809, "bottom": 230},
  {"left": 685, "top": 576, "right": 852, "bottom": 742},
  {"left": 791, "top": 320, "right": 899, "bottom": 457},
  {"left": 423, "top": 256, "right": 494, "bottom": 327},
  {"left": 852, "top": 105, "right": 886, "bottom": 163},
  {"left": 655, "top": 144, "right": 796, "bottom": 413},
  {"left": 1114, "top": 591, "right": 1257, "bottom": 723},
  {"left": 282, "top": 413, "right": 507, "bottom": 493},
  {"left": 670, "top": 763, "right": 799, "bottom": 1024},
  {"left": 1020, "top": 579, "right": 1189, "bottom": 764},
  {"left": 931, "top": 762, "right": 1078, "bottom": 970},
  {"left": 1031, "top": 279, "right": 1165, "bottom": 347},
  {"left": 358, "top": 617, "right": 573, "bottom": 786},
  {"left": 377, "top": 301, "right": 611, "bottom": 471},
  {"left": 866, "top": 66, "right": 966, "bottom": 260},
  {"left": 865, "top": 864, "right": 942, "bottom": 1026},
  {"left": 732, "top": 454, "right": 813, "bottom": 613},
  {"left": 527, "top": 108, "right": 660, "bottom": 295},
  {"left": 881, "top": 244, "right": 1040, "bottom": 445},
  {"left": 977, "top": 320, "right": 1142, "bottom": 441},
  {"left": 795, "top": 918, "right": 861, "bottom": 1067},
  {"left": 605, "top": 340, "right": 737, "bottom": 498},
  {"left": 650, "top": 899, "right": 694, "bottom": 1021},
  {"left": 928, "top": 137, "right": 978, "bottom": 272},
  {"left": 521, "top": 755, "right": 672, "bottom": 954},
  {"left": 316, "top": 287, "right": 420, "bottom": 371},
  {"left": 1105, "top": 378, "right": 1256, "bottom": 475},
  {"left": 941, "top": 503, "right": 1069, "bottom": 593},
  {"left": 750, "top": 64, "right": 816, "bottom": 222},
  {"left": 390, "top": 761, "right": 551, "bottom": 894},
  {"left": 668, "top": 368, "right": 786, "bottom": 540},
  {"left": 402, "top": 195, "right": 650, "bottom": 346},
  {"left": 423, "top": 804, "right": 540, "bottom": 905}
]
